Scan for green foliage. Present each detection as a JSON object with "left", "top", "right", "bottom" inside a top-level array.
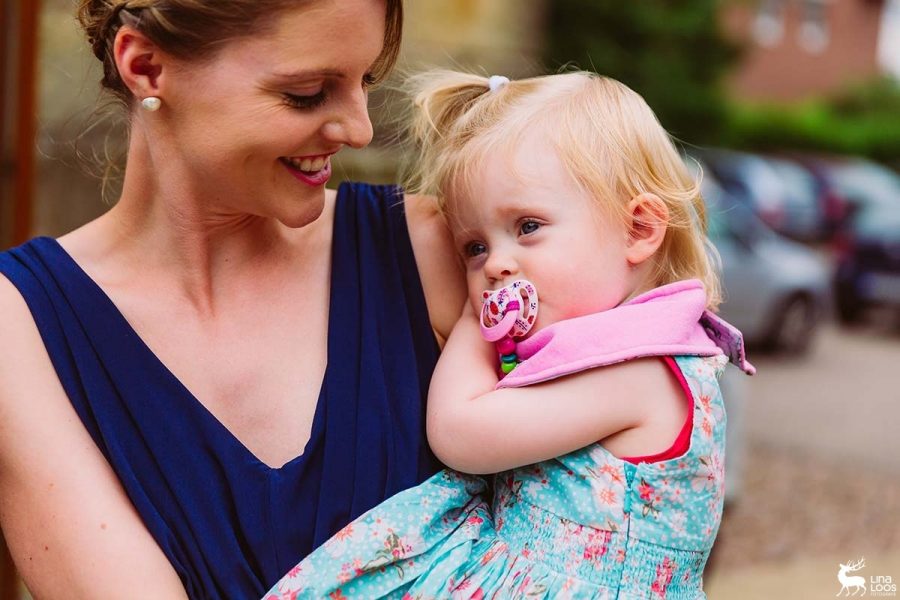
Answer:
[
  {"left": 722, "top": 78, "right": 900, "bottom": 162},
  {"left": 544, "top": 0, "right": 740, "bottom": 141},
  {"left": 540, "top": 2, "right": 900, "bottom": 162},
  {"left": 830, "top": 77, "right": 900, "bottom": 117}
]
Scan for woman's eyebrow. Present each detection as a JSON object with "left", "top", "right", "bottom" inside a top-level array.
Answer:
[{"left": 266, "top": 68, "right": 345, "bottom": 84}]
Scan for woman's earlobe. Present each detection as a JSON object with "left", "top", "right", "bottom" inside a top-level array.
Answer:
[{"left": 625, "top": 193, "right": 668, "bottom": 265}]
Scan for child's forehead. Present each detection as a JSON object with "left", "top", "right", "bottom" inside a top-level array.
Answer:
[
  {"left": 444, "top": 172, "right": 604, "bottom": 238},
  {"left": 440, "top": 124, "right": 605, "bottom": 231},
  {"left": 445, "top": 165, "right": 538, "bottom": 221},
  {"left": 450, "top": 140, "right": 581, "bottom": 204},
  {"left": 448, "top": 192, "right": 545, "bottom": 224}
]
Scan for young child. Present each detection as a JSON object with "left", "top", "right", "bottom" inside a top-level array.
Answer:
[{"left": 264, "top": 70, "right": 755, "bottom": 599}]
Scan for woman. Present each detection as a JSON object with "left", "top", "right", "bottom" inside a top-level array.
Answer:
[{"left": 0, "top": 0, "right": 464, "bottom": 598}]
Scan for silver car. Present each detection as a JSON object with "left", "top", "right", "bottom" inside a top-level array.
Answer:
[
  {"left": 695, "top": 161, "right": 831, "bottom": 354},
  {"left": 691, "top": 161, "right": 831, "bottom": 504}
]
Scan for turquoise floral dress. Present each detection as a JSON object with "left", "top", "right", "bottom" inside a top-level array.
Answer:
[{"left": 264, "top": 283, "right": 753, "bottom": 599}]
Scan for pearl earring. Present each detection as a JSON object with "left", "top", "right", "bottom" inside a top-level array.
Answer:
[{"left": 141, "top": 96, "right": 162, "bottom": 112}]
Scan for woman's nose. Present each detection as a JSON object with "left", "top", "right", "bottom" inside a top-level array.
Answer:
[{"left": 321, "top": 87, "right": 374, "bottom": 149}]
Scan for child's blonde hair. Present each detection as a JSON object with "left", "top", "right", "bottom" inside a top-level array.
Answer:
[{"left": 403, "top": 70, "right": 722, "bottom": 310}]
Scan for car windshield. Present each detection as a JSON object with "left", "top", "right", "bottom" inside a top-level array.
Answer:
[
  {"left": 830, "top": 162, "right": 900, "bottom": 208},
  {"left": 685, "top": 155, "right": 775, "bottom": 243},
  {"left": 853, "top": 206, "right": 900, "bottom": 241},
  {"left": 767, "top": 160, "right": 818, "bottom": 207},
  {"left": 705, "top": 185, "right": 774, "bottom": 243},
  {"left": 717, "top": 155, "right": 785, "bottom": 212}
]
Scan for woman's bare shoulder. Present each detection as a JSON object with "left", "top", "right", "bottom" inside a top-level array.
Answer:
[
  {"left": 0, "top": 273, "right": 38, "bottom": 359},
  {"left": 0, "top": 274, "right": 187, "bottom": 598}
]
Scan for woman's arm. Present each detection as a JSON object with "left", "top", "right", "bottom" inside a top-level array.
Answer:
[
  {"left": 0, "top": 278, "right": 188, "bottom": 600},
  {"left": 404, "top": 193, "right": 467, "bottom": 345},
  {"left": 426, "top": 308, "right": 683, "bottom": 474}
]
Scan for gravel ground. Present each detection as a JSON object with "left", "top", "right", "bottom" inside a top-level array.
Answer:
[
  {"left": 708, "top": 318, "right": 900, "bottom": 577},
  {"left": 711, "top": 442, "right": 900, "bottom": 572}
]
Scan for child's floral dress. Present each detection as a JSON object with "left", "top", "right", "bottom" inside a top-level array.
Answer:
[{"left": 264, "top": 281, "right": 754, "bottom": 599}]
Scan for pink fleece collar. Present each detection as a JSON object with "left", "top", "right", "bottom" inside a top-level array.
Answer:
[{"left": 496, "top": 279, "right": 755, "bottom": 389}]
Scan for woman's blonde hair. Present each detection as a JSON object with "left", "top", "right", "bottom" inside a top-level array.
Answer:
[
  {"left": 77, "top": 0, "right": 403, "bottom": 107},
  {"left": 403, "top": 70, "right": 722, "bottom": 310}
]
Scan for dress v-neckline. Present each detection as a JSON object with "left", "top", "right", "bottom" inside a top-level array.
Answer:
[
  {"left": 3, "top": 182, "right": 445, "bottom": 597},
  {"left": 37, "top": 198, "right": 344, "bottom": 473}
]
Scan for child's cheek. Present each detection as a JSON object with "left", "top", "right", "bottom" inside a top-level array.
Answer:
[
  {"left": 558, "top": 283, "right": 622, "bottom": 320},
  {"left": 469, "top": 297, "right": 482, "bottom": 318}
]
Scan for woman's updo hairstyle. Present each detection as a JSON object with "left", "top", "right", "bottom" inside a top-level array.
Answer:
[{"left": 77, "top": 0, "right": 403, "bottom": 106}]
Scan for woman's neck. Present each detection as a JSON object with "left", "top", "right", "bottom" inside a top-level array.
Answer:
[{"left": 69, "top": 132, "right": 328, "bottom": 316}]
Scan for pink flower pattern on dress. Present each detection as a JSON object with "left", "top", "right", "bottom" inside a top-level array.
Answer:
[
  {"left": 262, "top": 355, "right": 730, "bottom": 599},
  {"left": 651, "top": 556, "right": 677, "bottom": 598}
]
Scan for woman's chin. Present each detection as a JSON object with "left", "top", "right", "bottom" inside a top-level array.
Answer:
[{"left": 277, "top": 197, "right": 326, "bottom": 229}]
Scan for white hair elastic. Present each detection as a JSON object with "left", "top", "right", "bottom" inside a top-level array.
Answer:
[{"left": 488, "top": 75, "right": 510, "bottom": 93}]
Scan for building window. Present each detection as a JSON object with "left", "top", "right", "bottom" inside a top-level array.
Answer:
[
  {"left": 754, "top": 0, "right": 786, "bottom": 47},
  {"left": 798, "top": 0, "right": 830, "bottom": 54},
  {"left": 877, "top": 0, "right": 900, "bottom": 79}
]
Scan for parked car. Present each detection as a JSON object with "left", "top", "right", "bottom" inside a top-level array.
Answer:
[
  {"left": 763, "top": 156, "right": 829, "bottom": 242},
  {"left": 819, "top": 157, "right": 900, "bottom": 213},
  {"left": 781, "top": 154, "right": 854, "bottom": 241},
  {"left": 694, "top": 148, "right": 785, "bottom": 229},
  {"left": 834, "top": 202, "right": 900, "bottom": 323},
  {"left": 691, "top": 159, "right": 831, "bottom": 354},
  {"left": 695, "top": 148, "right": 826, "bottom": 242},
  {"left": 686, "top": 159, "right": 829, "bottom": 506}
]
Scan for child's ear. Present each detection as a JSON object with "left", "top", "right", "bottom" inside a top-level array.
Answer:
[
  {"left": 624, "top": 193, "right": 668, "bottom": 266},
  {"left": 113, "top": 25, "right": 166, "bottom": 102}
]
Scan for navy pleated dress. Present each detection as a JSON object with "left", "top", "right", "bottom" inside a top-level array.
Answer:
[{"left": 0, "top": 183, "right": 442, "bottom": 599}]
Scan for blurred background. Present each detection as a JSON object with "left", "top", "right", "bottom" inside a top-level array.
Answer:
[{"left": 2, "top": 0, "right": 900, "bottom": 598}]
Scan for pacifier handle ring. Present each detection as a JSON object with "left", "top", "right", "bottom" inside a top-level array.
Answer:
[{"left": 481, "top": 306, "right": 520, "bottom": 342}]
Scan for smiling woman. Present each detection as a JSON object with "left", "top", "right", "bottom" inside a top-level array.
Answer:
[{"left": 0, "top": 1, "right": 467, "bottom": 599}]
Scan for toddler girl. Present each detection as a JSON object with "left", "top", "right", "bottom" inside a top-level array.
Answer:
[{"left": 264, "top": 70, "right": 755, "bottom": 599}]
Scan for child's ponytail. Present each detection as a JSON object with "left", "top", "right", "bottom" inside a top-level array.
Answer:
[{"left": 401, "top": 70, "right": 494, "bottom": 198}]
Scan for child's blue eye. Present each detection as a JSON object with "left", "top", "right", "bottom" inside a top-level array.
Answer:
[
  {"left": 519, "top": 221, "right": 541, "bottom": 235},
  {"left": 465, "top": 242, "right": 487, "bottom": 257}
]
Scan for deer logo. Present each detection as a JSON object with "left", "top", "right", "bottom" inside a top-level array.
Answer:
[{"left": 837, "top": 557, "right": 867, "bottom": 596}]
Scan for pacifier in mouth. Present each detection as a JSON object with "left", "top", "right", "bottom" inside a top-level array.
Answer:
[{"left": 480, "top": 280, "right": 539, "bottom": 376}]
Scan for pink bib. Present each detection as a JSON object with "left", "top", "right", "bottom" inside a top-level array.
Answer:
[{"left": 496, "top": 279, "right": 755, "bottom": 390}]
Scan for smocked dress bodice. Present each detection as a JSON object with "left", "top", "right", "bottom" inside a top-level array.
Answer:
[
  {"left": 264, "top": 281, "right": 753, "bottom": 599},
  {"left": 487, "top": 354, "right": 728, "bottom": 598}
]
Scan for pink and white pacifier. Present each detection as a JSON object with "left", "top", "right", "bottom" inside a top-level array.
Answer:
[{"left": 480, "top": 280, "right": 539, "bottom": 376}]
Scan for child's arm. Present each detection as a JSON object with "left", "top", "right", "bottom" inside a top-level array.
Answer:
[{"left": 427, "top": 307, "right": 681, "bottom": 474}]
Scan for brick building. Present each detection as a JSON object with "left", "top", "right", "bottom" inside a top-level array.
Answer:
[{"left": 723, "top": 0, "right": 900, "bottom": 102}]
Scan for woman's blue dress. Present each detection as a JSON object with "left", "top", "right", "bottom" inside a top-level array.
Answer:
[{"left": 0, "top": 183, "right": 442, "bottom": 599}]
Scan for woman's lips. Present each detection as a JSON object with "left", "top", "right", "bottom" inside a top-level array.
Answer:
[{"left": 280, "top": 155, "right": 333, "bottom": 186}]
